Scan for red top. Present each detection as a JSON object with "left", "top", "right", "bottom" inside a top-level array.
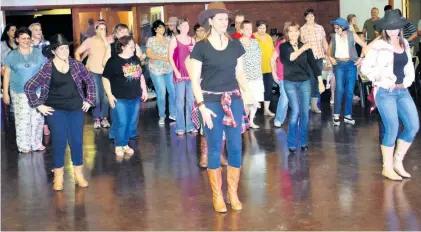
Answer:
[{"left": 231, "top": 32, "right": 255, "bottom": 39}]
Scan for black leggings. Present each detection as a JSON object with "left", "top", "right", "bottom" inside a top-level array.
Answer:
[{"left": 263, "top": 73, "right": 273, "bottom": 101}]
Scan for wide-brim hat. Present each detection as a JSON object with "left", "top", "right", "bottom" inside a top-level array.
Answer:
[
  {"left": 198, "top": 2, "right": 233, "bottom": 29},
  {"left": 375, "top": 9, "right": 409, "bottom": 30},
  {"left": 42, "top": 34, "right": 73, "bottom": 58}
]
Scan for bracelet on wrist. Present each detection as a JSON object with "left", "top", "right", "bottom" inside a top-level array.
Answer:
[{"left": 197, "top": 101, "right": 205, "bottom": 107}]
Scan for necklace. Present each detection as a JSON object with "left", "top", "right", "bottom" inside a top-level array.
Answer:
[{"left": 19, "top": 48, "right": 31, "bottom": 68}]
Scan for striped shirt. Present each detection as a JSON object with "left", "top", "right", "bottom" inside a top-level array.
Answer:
[
  {"left": 403, "top": 22, "right": 417, "bottom": 47},
  {"left": 24, "top": 58, "right": 96, "bottom": 108}
]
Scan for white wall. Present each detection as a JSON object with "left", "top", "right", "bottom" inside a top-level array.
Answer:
[{"left": 340, "top": 0, "right": 403, "bottom": 30}]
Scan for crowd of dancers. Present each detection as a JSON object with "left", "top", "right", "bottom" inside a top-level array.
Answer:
[{"left": 1, "top": 1, "right": 420, "bottom": 212}]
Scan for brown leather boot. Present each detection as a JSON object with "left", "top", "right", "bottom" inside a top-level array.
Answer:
[
  {"left": 53, "top": 167, "right": 64, "bottom": 191},
  {"left": 207, "top": 168, "right": 227, "bottom": 213},
  {"left": 394, "top": 139, "right": 412, "bottom": 178},
  {"left": 74, "top": 165, "right": 89, "bottom": 187},
  {"left": 199, "top": 138, "right": 208, "bottom": 168},
  {"left": 227, "top": 166, "right": 242, "bottom": 210},
  {"left": 220, "top": 140, "right": 228, "bottom": 166}
]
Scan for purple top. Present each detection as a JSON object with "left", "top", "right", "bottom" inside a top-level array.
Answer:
[
  {"left": 173, "top": 37, "right": 193, "bottom": 83},
  {"left": 24, "top": 58, "right": 96, "bottom": 108}
]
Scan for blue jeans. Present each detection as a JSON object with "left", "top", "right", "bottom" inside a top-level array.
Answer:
[
  {"left": 109, "top": 108, "right": 138, "bottom": 140},
  {"left": 284, "top": 80, "right": 311, "bottom": 149},
  {"left": 203, "top": 99, "right": 243, "bottom": 169},
  {"left": 150, "top": 72, "right": 176, "bottom": 119},
  {"left": 310, "top": 59, "right": 324, "bottom": 98},
  {"left": 92, "top": 72, "right": 109, "bottom": 119},
  {"left": 47, "top": 110, "right": 84, "bottom": 168},
  {"left": 113, "top": 98, "right": 141, "bottom": 146},
  {"left": 275, "top": 80, "right": 288, "bottom": 125},
  {"left": 175, "top": 80, "right": 195, "bottom": 133},
  {"left": 333, "top": 60, "right": 357, "bottom": 116},
  {"left": 375, "top": 88, "right": 419, "bottom": 147}
]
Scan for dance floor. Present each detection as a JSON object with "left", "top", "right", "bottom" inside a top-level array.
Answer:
[{"left": 2, "top": 100, "right": 421, "bottom": 230}]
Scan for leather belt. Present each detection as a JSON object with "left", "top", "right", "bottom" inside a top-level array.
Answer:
[{"left": 335, "top": 58, "right": 350, "bottom": 62}]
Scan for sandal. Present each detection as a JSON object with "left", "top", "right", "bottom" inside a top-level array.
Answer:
[
  {"left": 37, "top": 145, "right": 46, "bottom": 151},
  {"left": 123, "top": 146, "right": 134, "bottom": 155},
  {"left": 20, "top": 150, "right": 31, "bottom": 153},
  {"left": 176, "top": 131, "right": 185, "bottom": 136}
]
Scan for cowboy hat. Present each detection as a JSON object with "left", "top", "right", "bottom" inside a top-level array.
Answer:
[
  {"left": 375, "top": 9, "right": 409, "bottom": 30},
  {"left": 42, "top": 34, "right": 73, "bottom": 58},
  {"left": 198, "top": 2, "right": 232, "bottom": 29}
]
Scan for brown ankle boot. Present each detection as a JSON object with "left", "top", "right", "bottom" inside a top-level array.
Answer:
[
  {"left": 227, "top": 166, "right": 242, "bottom": 210},
  {"left": 199, "top": 138, "right": 208, "bottom": 168},
  {"left": 74, "top": 165, "right": 89, "bottom": 187},
  {"left": 207, "top": 168, "right": 227, "bottom": 213},
  {"left": 53, "top": 167, "right": 64, "bottom": 191},
  {"left": 220, "top": 140, "right": 228, "bottom": 166}
]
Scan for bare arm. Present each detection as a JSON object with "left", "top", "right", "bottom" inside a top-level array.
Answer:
[
  {"left": 290, "top": 44, "right": 309, "bottom": 61},
  {"left": 146, "top": 47, "right": 167, "bottom": 61},
  {"left": 2, "top": 67, "right": 10, "bottom": 97},
  {"left": 74, "top": 39, "right": 89, "bottom": 62},
  {"left": 407, "top": 32, "right": 418, "bottom": 43},
  {"left": 270, "top": 51, "right": 279, "bottom": 81},
  {"left": 327, "top": 41, "right": 337, "bottom": 65},
  {"left": 188, "top": 58, "right": 204, "bottom": 104},
  {"left": 102, "top": 77, "right": 112, "bottom": 98},
  {"left": 168, "top": 37, "right": 180, "bottom": 75},
  {"left": 354, "top": 32, "right": 367, "bottom": 53}
]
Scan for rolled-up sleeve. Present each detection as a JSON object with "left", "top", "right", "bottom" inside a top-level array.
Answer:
[
  {"left": 24, "top": 64, "right": 50, "bottom": 108},
  {"left": 79, "top": 63, "right": 96, "bottom": 106}
]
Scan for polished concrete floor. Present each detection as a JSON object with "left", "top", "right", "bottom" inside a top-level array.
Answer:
[{"left": 2, "top": 99, "right": 421, "bottom": 230}]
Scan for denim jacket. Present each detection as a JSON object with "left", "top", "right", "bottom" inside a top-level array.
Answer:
[{"left": 361, "top": 39, "right": 414, "bottom": 89}]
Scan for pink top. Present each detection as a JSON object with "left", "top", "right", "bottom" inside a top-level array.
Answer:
[
  {"left": 275, "top": 40, "right": 285, "bottom": 80},
  {"left": 173, "top": 37, "right": 193, "bottom": 82}
]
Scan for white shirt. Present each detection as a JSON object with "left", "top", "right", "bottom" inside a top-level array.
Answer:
[{"left": 335, "top": 34, "right": 349, "bottom": 59}]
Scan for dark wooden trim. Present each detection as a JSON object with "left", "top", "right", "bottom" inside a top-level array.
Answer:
[
  {"left": 389, "top": 0, "right": 394, "bottom": 8},
  {"left": 0, "top": 0, "right": 335, "bottom": 11}
]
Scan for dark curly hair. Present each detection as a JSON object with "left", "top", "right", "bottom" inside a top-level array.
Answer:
[
  {"left": 151, "top": 19, "right": 166, "bottom": 36},
  {"left": 14, "top": 27, "right": 32, "bottom": 45},
  {"left": 116, "top": 35, "right": 134, "bottom": 54}
]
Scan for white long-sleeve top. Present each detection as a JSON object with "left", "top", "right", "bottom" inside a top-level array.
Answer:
[{"left": 360, "top": 39, "right": 414, "bottom": 89}]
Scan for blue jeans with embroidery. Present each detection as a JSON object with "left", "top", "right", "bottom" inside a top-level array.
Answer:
[
  {"left": 150, "top": 71, "right": 176, "bottom": 119},
  {"left": 375, "top": 88, "right": 419, "bottom": 147},
  {"left": 284, "top": 80, "right": 311, "bottom": 149},
  {"left": 203, "top": 99, "right": 243, "bottom": 169}
]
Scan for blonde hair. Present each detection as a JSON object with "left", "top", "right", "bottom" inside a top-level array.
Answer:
[
  {"left": 283, "top": 21, "right": 300, "bottom": 41},
  {"left": 28, "top": 23, "right": 44, "bottom": 40}
]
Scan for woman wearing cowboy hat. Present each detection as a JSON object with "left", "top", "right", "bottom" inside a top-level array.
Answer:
[
  {"left": 24, "top": 34, "right": 96, "bottom": 190},
  {"left": 361, "top": 9, "right": 418, "bottom": 181},
  {"left": 189, "top": 1, "right": 253, "bottom": 213}
]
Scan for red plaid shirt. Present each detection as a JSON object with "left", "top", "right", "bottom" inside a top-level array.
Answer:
[
  {"left": 300, "top": 23, "right": 327, "bottom": 59},
  {"left": 191, "top": 89, "right": 249, "bottom": 133}
]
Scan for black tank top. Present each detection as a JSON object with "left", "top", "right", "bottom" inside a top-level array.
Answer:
[{"left": 393, "top": 51, "right": 408, "bottom": 84}]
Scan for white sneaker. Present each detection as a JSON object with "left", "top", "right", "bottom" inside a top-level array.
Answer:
[
  {"left": 333, "top": 117, "right": 341, "bottom": 126},
  {"left": 101, "top": 118, "right": 110, "bottom": 128},
  {"left": 94, "top": 119, "right": 101, "bottom": 129},
  {"left": 158, "top": 118, "right": 165, "bottom": 125},
  {"left": 274, "top": 121, "right": 282, "bottom": 128},
  {"left": 169, "top": 116, "right": 176, "bottom": 121},
  {"left": 344, "top": 116, "right": 355, "bottom": 125},
  {"left": 250, "top": 123, "right": 260, "bottom": 129},
  {"left": 148, "top": 89, "right": 157, "bottom": 100}
]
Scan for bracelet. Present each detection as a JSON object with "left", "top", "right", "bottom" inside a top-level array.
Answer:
[{"left": 197, "top": 101, "right": 205, "bottom": 107}]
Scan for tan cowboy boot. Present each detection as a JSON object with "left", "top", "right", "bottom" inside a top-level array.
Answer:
[
  {"left": 74, "top": 165, "right": 89, "bottom": 187},
  {"left": 227, "top": 166, "right": 242, "bottom": 210},
  {"left": 199, "top": 138, "right": 208, "bottom": 168},
  {"left": 381, "top": 145, "right": 402, "bottom": 181},
  {"left": 393, "top": 139, "right": 412, "bottom": 178},
  {"left": 53, "top": 167, "right": 64, "bottom": 191},
  {"left": 207, "top": 168, "right": 227, "bottom": 213}
]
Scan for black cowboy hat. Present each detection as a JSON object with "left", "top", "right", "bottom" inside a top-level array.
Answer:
[
  {"left": 198, "top": 2, "right": 233, "bottom": 29},
  {"left": 42, "top": 34, "right": 73, "bottom": 58},
  {"left": 375, "top": 9, "right": 409, "bottom": 30}
]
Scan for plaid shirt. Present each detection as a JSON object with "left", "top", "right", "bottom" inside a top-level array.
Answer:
[
  {"left": 191, "top": 89, "right": 249, "bottom": 134},
  {"left": 300, "top": 24, "right": 326, "bottom": 59},
  {"left": 24, "top": 58, "right": 96, "bottom": 108}
]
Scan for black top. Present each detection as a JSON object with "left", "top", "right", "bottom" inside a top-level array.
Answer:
[
  {"left": 393, "top": 51, "right": 408, "bottom": 84},
  {"left": 279, "top": 42, "right": 321, "bottom": 82},
  {"left": 103, "top": 55, "right": 143, "bottom": 99},
  {"left": 46, "top": 64, "right": 83, "bottom": 110},
  {"left": 190, "top": 39, "right": 246, "bottom": 102}
]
